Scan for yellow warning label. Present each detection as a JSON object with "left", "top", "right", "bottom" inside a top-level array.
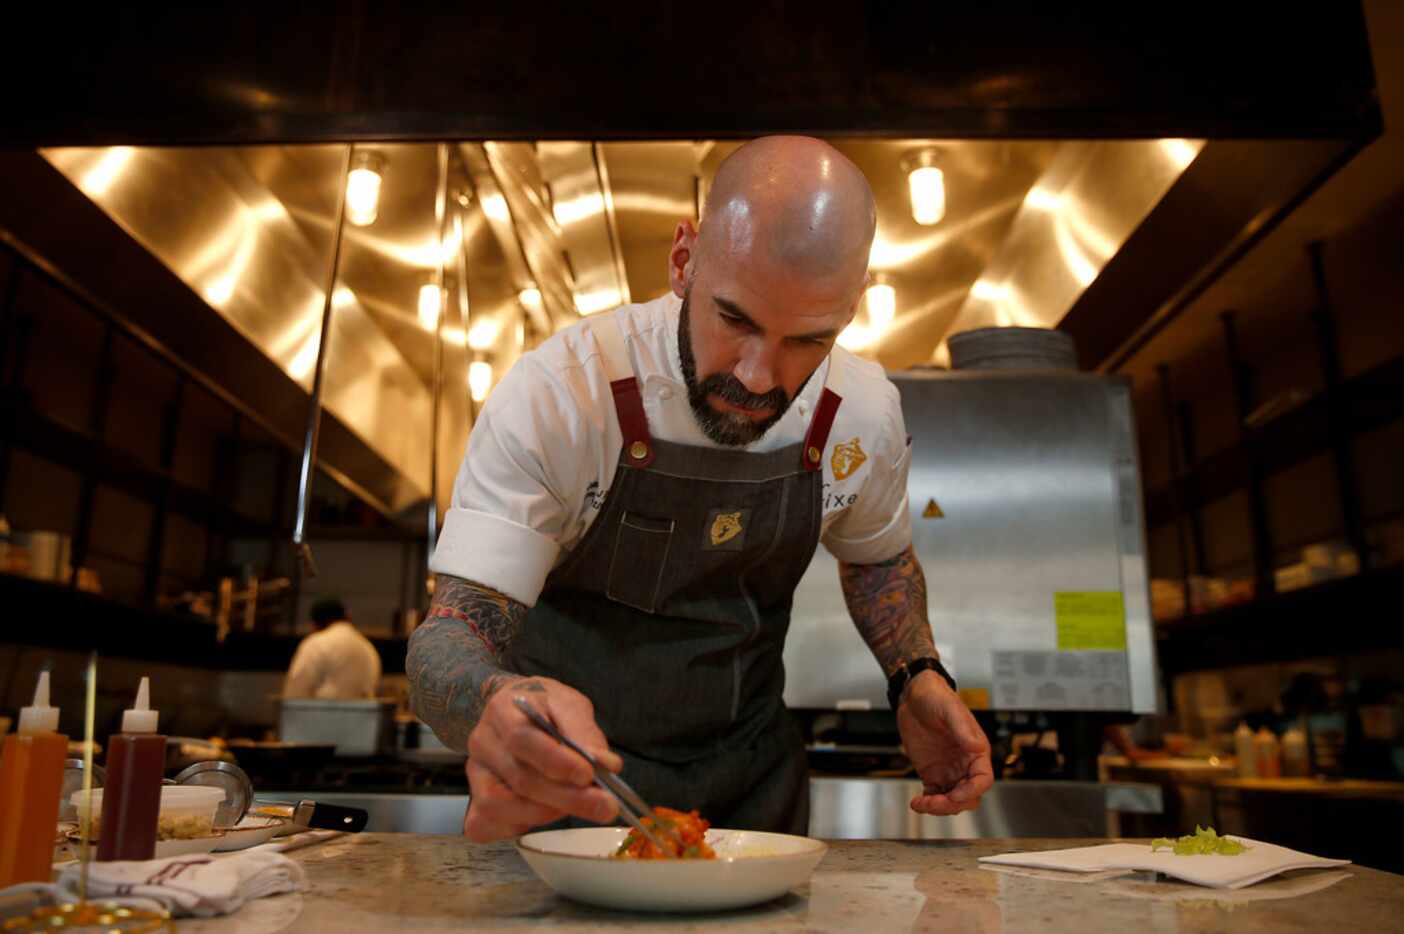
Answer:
[
  {"left": 958, "top": 687, "right": 990, "bottom": 710},
  {"left": 1055, "top": 592, "right": 1127, "bottom": 650},
  {"left": 922, "top": 498, "right": 944, "bottom": 519}
]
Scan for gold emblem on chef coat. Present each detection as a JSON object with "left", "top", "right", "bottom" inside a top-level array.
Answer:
[
  {"left": 830, "top": 438, "right": 867, "bottom": 481},
  {"left": 710, "top": 511, "right": 744, "bottom": 546}
]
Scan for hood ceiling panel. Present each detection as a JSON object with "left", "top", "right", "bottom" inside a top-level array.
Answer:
[{"left": 30, "top": 134, "right": 1214, "bottom": 516}]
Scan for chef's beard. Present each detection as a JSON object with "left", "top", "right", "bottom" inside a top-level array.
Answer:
[{"left": 678, "top": 290, "right": 793, "bottom": 447}]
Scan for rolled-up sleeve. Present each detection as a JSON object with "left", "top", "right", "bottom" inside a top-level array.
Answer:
[
  {"left": 821, "top": 390, "right": 913, "bottom": 565},
  {"left": 429, "top": 358, "right": 586, "bottom": 606}
]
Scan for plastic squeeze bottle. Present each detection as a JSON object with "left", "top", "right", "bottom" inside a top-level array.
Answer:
[
  {"left": 97, "top": 677, "right": 165, "bottom": 861},
  {"left": 1254, "top": 726, "right": 1282, "bottom": 779},
  {"left": 0, "top": 672, "right": 68, "bottom": 885},
  {"left": 1233, "top": 722, "right": 1257, "bottom": 778},
  {"left": 1281, "top": 725, "right": 1309, "bottom": 778}
]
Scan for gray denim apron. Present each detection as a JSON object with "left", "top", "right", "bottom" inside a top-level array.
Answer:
[{"left": 507, "top": 316, "right": 842, "bottom": 834}]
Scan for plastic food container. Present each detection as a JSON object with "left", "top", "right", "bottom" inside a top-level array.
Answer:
[
  {"left": 279, "top": 698, "right": 395, "bottom": 757},
  {"left": 70, "top": 785, "right": 224, "bottom": 840}
]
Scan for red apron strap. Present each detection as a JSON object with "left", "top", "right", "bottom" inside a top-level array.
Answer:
[
  {"left": 802, "top": 388, "right": 843, "bottom": 471},
  {"left": 611, "top": 377, "right": 656, "bottom": 468}
]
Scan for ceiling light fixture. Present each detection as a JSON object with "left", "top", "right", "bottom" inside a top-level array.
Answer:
[
  {"left": 467, "top": 319, "right": 499, "bottom": 350},
  {"left": 865, "top": 280, "right": 896, "bottom": 331},
  {"left": 901, "top": 149, "right": 946, "bottom": 226},
  {"left": 469, "top": 361, "right": 494, "bottom": 402},
  {"left": 418, "top": 282, "right": 442, "bottom": 331},
  {"left": 1023, "top": 186, "right": 1064, "bottom": 213},
  {"left": 970, "top": 278, "right": 1007, "bottom": 303},
  {"left": 345, "top": 150, "right": 385, "bottom": 227},
  {"left": 519, "top": 286, "right": 543, "bottom": 312},
  {"left": 837, "top": 323, "right": 873, "bottom": 351}
]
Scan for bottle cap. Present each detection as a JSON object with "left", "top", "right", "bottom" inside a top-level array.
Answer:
[
  {"left": 120, "top": 677, "right": 160, "bottom": 734},
  {"left": 18, "top": 671, "right": 60, "bottom": 734}
]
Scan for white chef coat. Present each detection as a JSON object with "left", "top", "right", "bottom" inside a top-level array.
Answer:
[
  {"left": 431, "top": 293, "right": 913, "bottom": 606},
  {"left": 283, "top": 621, "right": 383, "bottom": 700}
]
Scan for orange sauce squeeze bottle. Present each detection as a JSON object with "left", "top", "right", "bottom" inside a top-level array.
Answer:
[{"left": 0, "top": 672, "right": 68, "bottom": 885}]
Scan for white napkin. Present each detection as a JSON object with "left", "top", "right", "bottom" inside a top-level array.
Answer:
[
  {"left": 55, "top": 849, "right": 306, "bottom": 917},
  {"left": 979, "top": 837, "right": 1350, "bottom": 889}
]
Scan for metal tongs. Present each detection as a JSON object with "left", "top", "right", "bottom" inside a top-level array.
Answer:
[{"left": 513, "top": 696, "right": 687, "bottom": 858}]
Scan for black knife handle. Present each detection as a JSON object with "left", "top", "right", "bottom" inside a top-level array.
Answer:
[{"left": 305, "top": 801, "right": 369, "bottom": 832}]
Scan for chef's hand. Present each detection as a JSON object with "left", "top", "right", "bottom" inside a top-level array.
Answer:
[
  {"left": 463, "top": 677, "right": 623, "bottom": 842},
  {"left": 897, "top": 671, "right": 994, "bottom": 815}
]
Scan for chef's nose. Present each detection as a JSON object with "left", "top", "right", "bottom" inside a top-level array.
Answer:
[{"left": 734, "top": 340, "right": 779, "bottom": 397}]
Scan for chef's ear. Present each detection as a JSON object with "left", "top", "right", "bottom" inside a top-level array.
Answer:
[{"left": 668, "top": 220, "right": 699, "bottom": 299}]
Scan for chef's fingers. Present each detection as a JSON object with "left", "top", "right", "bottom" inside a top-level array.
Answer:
[
  {"left": 471, "top": 721, "right": 619, "bottom": 825},
  {"left": 463, "top": 759, "right": 564, "bottom": 841},
  {"left": 543, "top": 690, "right": 624, "bottom": 774},
  {"left": 943, "top": 755, "right": 995, "bottom": 802},
  {"left": 942, "top": 773, "right": 994, "bottom": 807},
  {"left": 501, "top": 711, "right": 598, "bottom": 787},
  {"left": 909, "top": 792, "right": 966, "bottom": 816}
]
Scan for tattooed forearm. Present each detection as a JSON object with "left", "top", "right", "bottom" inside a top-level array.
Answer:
[
  {"left": 406, "top": 574, "right": 529, "bottom": 751},
  {"left": 838, "top": 545, "right": 937, "bottom": 678}
]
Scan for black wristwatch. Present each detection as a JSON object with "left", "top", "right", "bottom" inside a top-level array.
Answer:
[{"left": 887, "top": 657, "right": 957, "bottom": 710}]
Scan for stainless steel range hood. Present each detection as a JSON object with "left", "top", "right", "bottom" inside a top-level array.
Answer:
[{"left": 11, "top": 127, "right": 1361, "bottom": 526}]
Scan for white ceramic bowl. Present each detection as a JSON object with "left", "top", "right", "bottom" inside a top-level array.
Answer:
[
  {"left": 70, "top": 785, "right": 225, "bottom": 840},
  {"left": 516, "top": 827, "right": 827, "bottom": 912}
]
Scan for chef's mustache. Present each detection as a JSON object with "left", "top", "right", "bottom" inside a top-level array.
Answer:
[{"left": 696, "top": 373, "right": 788, "bottom": 413}]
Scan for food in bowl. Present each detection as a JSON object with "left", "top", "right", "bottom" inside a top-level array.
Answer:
[
  {"left": 612, "top": 807, "right": 716, "bottom": 860},
  {"left": 81, "top": 812, "right": 214, "bottom": 842}
]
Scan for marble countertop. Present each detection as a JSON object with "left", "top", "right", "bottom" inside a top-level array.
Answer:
[{"left": 183, "top": 833, "right": 1402, "bottom": 933}]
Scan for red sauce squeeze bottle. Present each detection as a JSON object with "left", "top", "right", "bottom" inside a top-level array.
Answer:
[{"left": 97, "top": 676, "right": 165, "bottom": 861}]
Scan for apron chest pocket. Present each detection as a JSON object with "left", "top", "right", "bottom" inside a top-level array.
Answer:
[{"left": 606, "top": 511, "right": 675, "bottom": 613}]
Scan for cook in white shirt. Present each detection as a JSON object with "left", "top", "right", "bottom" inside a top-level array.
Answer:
[
  {"left": 431, "top": 291, "right": 914, "bottom": 608},
  {"left": 284, "top": 599, "right": 382, "bottom": 701},
  {"left": 408, "top": 135, "right": 992, "bottom": 843}
]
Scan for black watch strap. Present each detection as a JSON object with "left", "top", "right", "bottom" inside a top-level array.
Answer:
[{"left": 887, "top": 657, "right": 957, "bottom": 710}]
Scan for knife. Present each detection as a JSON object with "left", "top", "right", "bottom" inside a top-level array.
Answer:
[{"left": 253, "top": 799, "right": 369, "bottom": 833}]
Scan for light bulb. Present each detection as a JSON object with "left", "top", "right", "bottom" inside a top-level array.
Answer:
[
  {"left": 469, "top": 361, "right": 493, "bottom": 402},
  {"left": 467, "top": 319, "right": 499, "bottom": 350},
  {"left": 345, "top": 153, "right": 384, "bottom": 227},
  {"left": 418, "top": 283, "right": 442, "bottom": 331},
  {"left": 865, "top": 282, "right": 896, "bottom": 330},
  {"left": 836, "top": 323, "right": 872, "bottom": 351},
  {"left": 970, "top": 279, "right": 1006, "bottom": 302},
  {"left": 908, "top": 165, "right": 946, "bottom": 226},
  {"left": 519, "top": 287, "right": 542, "bottom": 311}
]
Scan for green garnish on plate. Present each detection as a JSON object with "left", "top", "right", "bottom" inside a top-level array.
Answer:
[{"left": 1150, "top": 825, "right": 1248, "bottom": 855}]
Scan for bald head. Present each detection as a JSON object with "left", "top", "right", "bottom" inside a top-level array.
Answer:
[
  {"left": 698, "top": 136, "right": 876, "bottom": 295},
  {"left": 667, "top": 137, "right": 877, "bottom": 447}
]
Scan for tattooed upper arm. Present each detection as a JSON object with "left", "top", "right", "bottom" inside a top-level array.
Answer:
[
  {"left": 406, "top": 574, "right": 529, "bottom": 751},
  {"left": 837, "top": 544, "right": 937, "bottom": 678}
]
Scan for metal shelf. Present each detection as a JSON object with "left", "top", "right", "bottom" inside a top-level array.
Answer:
[
  {"left": 1154, "top": 565, "right": 1404, "bottom": 677},
  {"left": 0, "top": 572, "right": 408, "bottom": 674},
  {"left": 1144, "top": 354, "right": 1404, "bottom": 528}
]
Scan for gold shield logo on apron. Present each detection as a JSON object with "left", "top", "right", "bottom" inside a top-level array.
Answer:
[
  {"left": 703, "top": 508, "right": 749, "bottom": 551},
  {"left": 830, "top": 438, "right": 867, "bottom": 481},
  {"left": 711, "top": 511, "right": 743, "bottom": 545}
]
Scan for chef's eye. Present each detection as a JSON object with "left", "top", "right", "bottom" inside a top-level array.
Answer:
[{"left": 719, "top": 310, "right": 751, "bottom": 330}]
